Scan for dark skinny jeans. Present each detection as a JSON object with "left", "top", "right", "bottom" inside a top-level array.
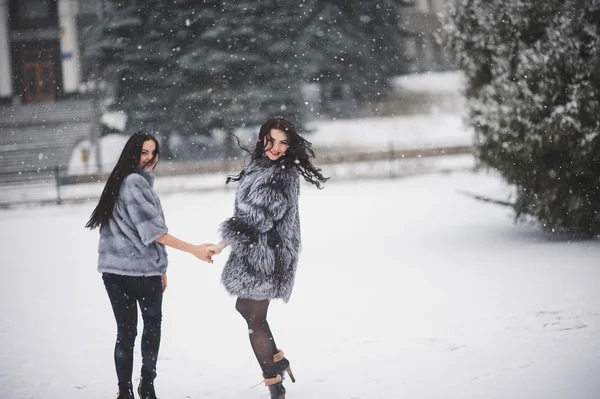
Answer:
[{"left": 102, "top": 272, "right": 163, "bottom": 389}]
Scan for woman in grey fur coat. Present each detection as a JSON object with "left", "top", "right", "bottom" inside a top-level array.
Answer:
[
  {"left": 209, "top": 117, "right": 328, "bottom": 399},
  {"left": 86, "top": 131, "right": 214, "bottom": 399}
]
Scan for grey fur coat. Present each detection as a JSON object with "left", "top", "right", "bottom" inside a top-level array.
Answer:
[{"left": 219, "top": 157, "right": 301, "bottom": 302}]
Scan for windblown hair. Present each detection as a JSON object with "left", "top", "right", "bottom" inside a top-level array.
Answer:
[
  {"left": 227, "top": 117, "right": 329, "bottom": 188},
  {"left": 85, "top": 131, "right": 159, "bottom": 229}
]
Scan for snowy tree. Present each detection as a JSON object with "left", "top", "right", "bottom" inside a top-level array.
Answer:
[
  {"left": 176, "top": 0, "right": 304, "bottom": 135},
  {"left": 444, "top": 0, "right": 600, "bottom": 236},
  {"left": 84, "top": 0, "right": 190, "bottom": 139},
  {"left": 85, "top": 0, "right": 306, "bottom": 151},
  {"left": 84, "top": 0, "right": 413, "bottom": 150},
  {"left": 297, "top": 1, "right": 412, "bottom": 113}
]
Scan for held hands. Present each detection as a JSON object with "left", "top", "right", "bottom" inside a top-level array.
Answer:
[
  {"left": 189, "top": 241, "right": 225, "bottom": 263},
  {"left": 191, "top": 243, "right": 215, "bottom": 263},
  {"left": 207, "top": 241, "right": 226, "bottom": 255}
]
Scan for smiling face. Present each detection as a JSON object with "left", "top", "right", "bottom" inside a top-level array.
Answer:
[
  {"left": 139, "top": 139, "right": 158, "bottom": 171},
  {"left": 263, "top": 128, "right": 289, "bottom": 161}
]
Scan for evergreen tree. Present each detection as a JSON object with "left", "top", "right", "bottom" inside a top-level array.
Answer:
[
  {"left": 84, "top": 0, "right": 412, "bottom": 147},
  {"left": 176, "top": 0, "right": 304, "bottom": 135},
  {"left": 85, "top": 0, "right": 305, "bottom": 144},
  {"left": 444, "top": 0, "right": 600, "bottom": 235},
  {"left": 296, "top": 1, "right": 411, "bottom": 110},
  {"left": 85, "top": 0, "right": 190, "bottom": 137}
]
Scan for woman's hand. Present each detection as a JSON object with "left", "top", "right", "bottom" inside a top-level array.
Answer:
[
  {"left": 156, "top": 234, "right": 214, "bottom": 263},
  {"left": 207, "top": 241, "right": 226, "bottom": 255},
  {"left": 161, "top": 274, "right": 167, "bottom": 292},
  {"left": 191, "top": 243, "right": 214, "bottom": 263}
]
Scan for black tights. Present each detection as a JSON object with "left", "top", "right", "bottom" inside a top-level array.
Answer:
[{"left": 236, "top": 298, "right": 279, "bottom": 378}]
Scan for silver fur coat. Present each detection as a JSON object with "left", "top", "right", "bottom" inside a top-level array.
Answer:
[{"left": 219, "top": 157, "right": 301, "bottom": 302}]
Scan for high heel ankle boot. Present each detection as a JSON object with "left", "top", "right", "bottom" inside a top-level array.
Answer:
[
  {"left": 264, "top": 374, "right": 286, "bottom": 399},
  {"left": 137, "top": 376, "right": 157, "bottom": 399},
  {"left": 273, "top": 350, "right": 296, "bottom": 383}
]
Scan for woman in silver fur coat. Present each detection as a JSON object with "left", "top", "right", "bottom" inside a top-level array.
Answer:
[{"left": 209, "top": 117, "right": 328, "bottom": 399}]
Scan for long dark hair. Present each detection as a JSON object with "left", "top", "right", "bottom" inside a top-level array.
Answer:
[
  {"left": 85, "top": 131, "right": 159, "bottom": 229},
  {"left": 227, "top": 117, "right": 329, "bottom": 189}
]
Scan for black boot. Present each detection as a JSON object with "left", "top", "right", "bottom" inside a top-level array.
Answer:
[
  {"left": 273, "top": 350, "right": 296, "bottom": 383},
  {"left": 116, "top": 382, "right": 134, "bottom": 399},
  {"left": 138, "top": 377, "right": 157, "bottom": 399},
  {"left": 265, "top": 375, "right": 286, "bottom": 399}
]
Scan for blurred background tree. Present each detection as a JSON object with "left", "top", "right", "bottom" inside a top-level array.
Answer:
[
  {"left": 297, "top": 1, "right": 412, "bottom": 114},
  {"left": 85, "top": 0, "right": 187, "bottom": 138},
  {"left": 444, "top": 0, "right": 600, "bottom": 236},
  {"left": 84, "top": 0, "right": 414, "bottom": 148}
]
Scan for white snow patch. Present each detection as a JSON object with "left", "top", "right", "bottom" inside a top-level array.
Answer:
[
  {"left": 1, "top": 171, "right": 599, "bottom": 398},
  {"left": 392, "top": 70, "right": 465, "bottom": 94}
]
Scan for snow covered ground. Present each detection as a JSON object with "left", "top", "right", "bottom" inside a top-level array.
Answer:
[
  {"left": 391, "top": 70, "right": 465, "bottom": 94},
  {"left": 1, "top": 169, "right": 599, "bottom": 399},
  {"left": 307, "top": 112, "right": 471, "bottom": 154}
]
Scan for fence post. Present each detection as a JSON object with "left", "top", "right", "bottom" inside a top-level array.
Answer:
[
  {"left": 54, "top": 165, "right": 61, "bottom": 205},
  {"left": 389, "top": 141, "right": 395, "bottom": 179}
]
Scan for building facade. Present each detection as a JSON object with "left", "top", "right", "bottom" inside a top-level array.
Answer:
[{"left": 0, "top": 0, "right": 101, "bottom": 105}]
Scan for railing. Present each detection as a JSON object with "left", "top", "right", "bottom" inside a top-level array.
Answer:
[
  {"left": 0, "top": 144, "right": 474, "bottom": 208},
  {"left": 0, "top": 165, "right": 66, "bottom": 207}
]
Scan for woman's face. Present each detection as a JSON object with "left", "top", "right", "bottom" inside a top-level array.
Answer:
[
  {"left": 140, "top": 139, "right": 158, "bottom": 171},
  {"left": 264, "top": 129, "right": 289, "bottom": 161}
]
